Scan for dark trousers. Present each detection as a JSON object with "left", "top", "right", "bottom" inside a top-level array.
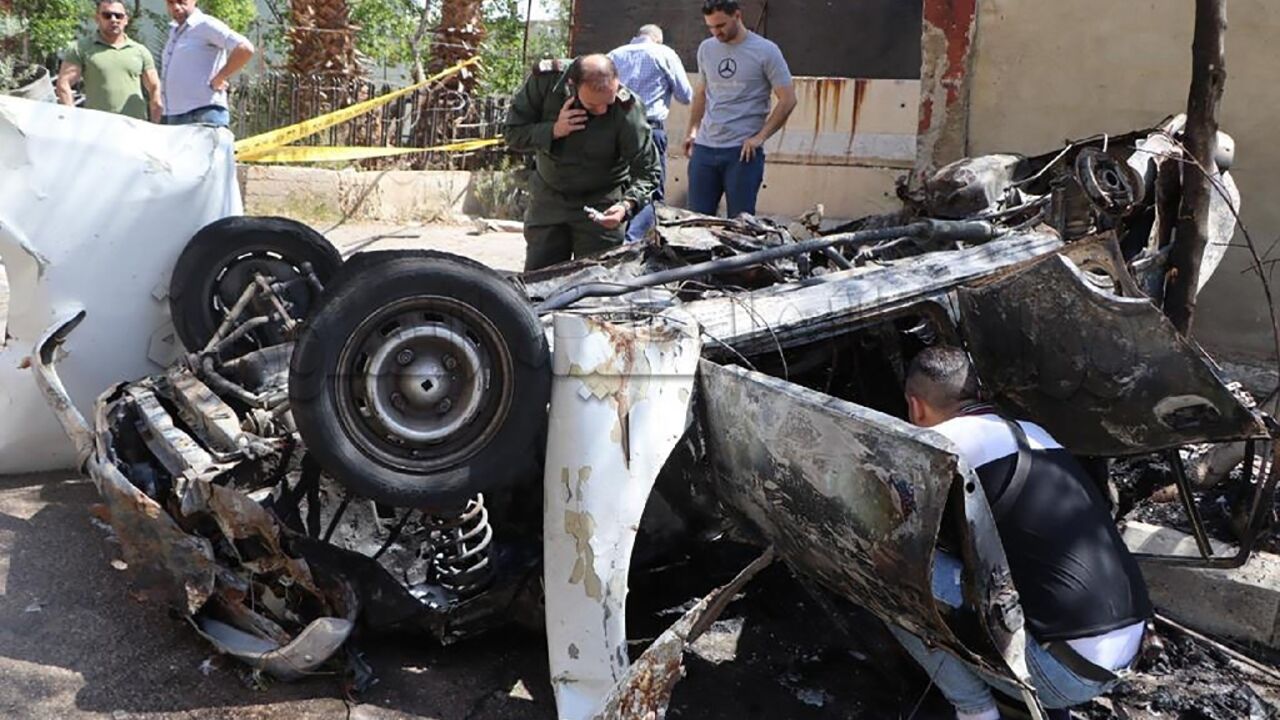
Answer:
[
  {"left": 686, "top": 143, "right": 766, "bottom": 218},
  {"left": 626, "top": 125, "right": 668, "bottom": 243},
  {"left": 524, "top": 216, "right": 625, "bottom": 271}
]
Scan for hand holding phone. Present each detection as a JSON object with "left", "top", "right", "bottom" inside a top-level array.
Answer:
[{"left": 553, "top": 95, "right": 588, "bottom": 139}]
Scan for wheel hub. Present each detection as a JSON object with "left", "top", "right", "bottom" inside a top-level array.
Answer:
[
  {"left": 334, "top": 295, "right": 514, "bottom": 475},
  {"left": 364, "top": 324, "right": 486, "bottom": 444}
]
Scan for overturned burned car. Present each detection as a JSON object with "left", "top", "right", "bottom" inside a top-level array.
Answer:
[{"left": 7, "top": 96, "right": 1274, "bottom": 718}]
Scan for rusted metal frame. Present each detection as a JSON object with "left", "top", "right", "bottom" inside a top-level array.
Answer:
[
  {"left": 685, "top": 231, "right": 1062, "bottom": 359},
  {"left": 204, "top": 277, "right": 266, "bottom": 353},
  {"left": 1169, "top": 448, "right": 1216, "bottom": 558},
  {"left": 699, "top": 360, "right": 1041, "bottom": 700},
  {"left": 30, "top": 310, "right": 94, "bottom": 467},
  {"left": 712, "top": 295, "right": 961, "bottom": 372},
  {"left": 165, "top": 369, "right": 252, "bottom": 458},
  {"left": 955, "top": 450, "right": 1039, "bottom": 701},
  {"left": 200, "top": 356, "right": 265, "bottom": 408},
  {"left": 126, "top": 385, "right": 220, "bottom": 481},
  {"left": 592, "top": 548, "right": 776, "bottom": 720},
  {"left": 31, "top": 312, "right": 219, "bottom": 614},
  {"left": 1137, "top": 437, "right": 1280, "bottom": 569},
  {"left": 538, "top": 220, "right": 997, "bottom": 312}
]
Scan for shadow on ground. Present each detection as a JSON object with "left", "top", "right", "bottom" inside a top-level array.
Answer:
[{"left": 0, "top": 474, "right": 951, "bottom": 719}]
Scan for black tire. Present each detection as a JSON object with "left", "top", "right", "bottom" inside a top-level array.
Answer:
[
  {"left": 289, "top": 251, "right": 550, "bottom": 509},
  {"left": 169, "top": 216, "right": 343, "bottom": 353}
]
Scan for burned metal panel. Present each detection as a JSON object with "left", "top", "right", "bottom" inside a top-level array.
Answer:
[
  {"left": 959, "top": 253, "right": 1268, "bottom": 455},
  {"left": 698, "top": 360, "right": 964, "bottom": 647},
  {"left": 570, "top": 0, "right": 922, "bottom": 80},
  {"left": 166, "top": 368, "right": 245, "bottom": 455},
  {"left": 593, "top": 549, "right": 775, "bottom": 720},
  {"left": 682, "top": 230, "right": 1062, "bottom": 358},
  {"left": 543, "top": 313, "right": 702, "bottom": 720}
]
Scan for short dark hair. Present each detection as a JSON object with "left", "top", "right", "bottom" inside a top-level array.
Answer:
[
  {"left": 905, "top": 346, "right": 980, "bottom": 412},
  {"left": 702, "top": 0, "right": 741, "bottom": 16}
]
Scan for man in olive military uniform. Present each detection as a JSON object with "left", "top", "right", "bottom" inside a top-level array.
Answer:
[{"left": 505, "top": 54, "right": 662, "bottom": 271}]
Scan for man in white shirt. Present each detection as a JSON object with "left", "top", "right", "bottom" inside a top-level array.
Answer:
[
  {"left": 895, "top": 346, "right": 1152, "bottom": 720},
  {"left": 160, "top": 0, "right": 255, "bottom": 127}
]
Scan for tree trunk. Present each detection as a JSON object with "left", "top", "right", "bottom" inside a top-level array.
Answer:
[
  {"left": 429, "top": 0, "right": 485, "bottom": 93},
  {"left": 407, "top": 0, "right": 436, "bottom": 83},
  {"left": 286, "top": 0, "right": 360, "bottom": 77},
  {"left": 416, "top": 0, "right": 485, "bottom": 158},
  {"left": 1164, "top": 0, "right": 1228, "bottom": 335}
]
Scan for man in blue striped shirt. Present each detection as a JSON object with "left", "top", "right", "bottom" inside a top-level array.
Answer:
[{"left": 608, "top": 25, "right": 693, "bottom": 243}]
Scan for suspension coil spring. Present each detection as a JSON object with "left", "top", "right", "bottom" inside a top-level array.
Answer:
[{"left": 427, "top": 494, "right": 495, "bottom": 598}]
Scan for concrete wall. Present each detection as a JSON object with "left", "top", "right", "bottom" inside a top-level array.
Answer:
[
  {"left": 965, "top": 0, "right": 1280, "bottom": 368},
  {"left": 237, "top": 166, "right": 474, "bottom": 223},
  {"left": 659, "top": 75, "right": 919, "bottom": 219}
]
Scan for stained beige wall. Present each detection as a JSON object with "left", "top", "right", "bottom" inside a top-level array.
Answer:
[
  {"left": 660, "top": 75, "right": 920, "bottom": 219},
  {"left": 966, "top": 0, "right": 1280, "bottom": 367}
]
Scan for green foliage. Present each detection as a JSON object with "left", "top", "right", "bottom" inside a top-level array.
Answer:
[
  {"left": 351, "top": 0, "right": 427, "bottom": 67},
  {"left": 470, "top": 160, "right": 530, "bottom": 219},
  {"left": 0, "top": 13, "right": 26, "bottom": 91},
  {"left": 201, "top": 0, "right": 257, "bottom": 34},
  {"left": 478, "top": 0, "right": 569, "bottom": 97},
  {"left": 12, "top": 0, "right": 81, "bottom": 59}
]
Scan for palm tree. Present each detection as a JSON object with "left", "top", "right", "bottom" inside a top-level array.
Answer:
[
  {"left": 429, "top": 0, "right": 485, "bottom": 93},
  {"left": 287, "top": 0, "right": 360, "bottom": 77}
]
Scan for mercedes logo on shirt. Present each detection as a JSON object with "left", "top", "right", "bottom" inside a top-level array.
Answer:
[{"left": 717, "top": 58, "right": 738, "bottom": 79}]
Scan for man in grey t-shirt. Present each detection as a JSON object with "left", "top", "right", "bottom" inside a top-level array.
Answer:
[{"left": 683, "top": 0, "right": 795, "bottom": 218}]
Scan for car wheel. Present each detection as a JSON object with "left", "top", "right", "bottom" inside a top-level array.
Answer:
[
  {"left": 169, "top": 216, "right": 343, "bottom": 353},
  {"left": 289, "top": 251, "right": 551, "bottom": 509}
]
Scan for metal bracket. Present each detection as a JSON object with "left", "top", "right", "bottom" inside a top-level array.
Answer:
[{"left": 1135, "top": 438, "right": 1279, "bottom": 569}]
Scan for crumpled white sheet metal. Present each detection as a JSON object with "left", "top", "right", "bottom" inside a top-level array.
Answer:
[
  {"left": 0, "top": 97, "right": 241, "bottom": 473},
  {"left": 542, "top": 312, "right": 701, "bottom": 720}
]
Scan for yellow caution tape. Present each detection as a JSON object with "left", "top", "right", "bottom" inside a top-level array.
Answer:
[
  {"left": 238, "top": 137, "right": 503, "bottom": 164},
  {"left": 233, "top": 56, "right": 482, "bottom": 159}
]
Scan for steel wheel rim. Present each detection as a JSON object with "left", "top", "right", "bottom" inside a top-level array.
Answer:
[{"left": 334, "top": 295, "right": 514, "bottom": 475}]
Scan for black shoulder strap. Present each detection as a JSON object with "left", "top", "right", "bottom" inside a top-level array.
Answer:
[{"left": 990, "top": 419, "right": 1032, "bottom": 519}]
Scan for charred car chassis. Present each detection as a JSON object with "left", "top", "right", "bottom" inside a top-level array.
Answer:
[{"left": 5, "top": 98, "right": 1274, "bottom": 719}]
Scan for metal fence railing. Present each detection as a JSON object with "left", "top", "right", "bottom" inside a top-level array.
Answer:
[{"left": 228, "top": 72, "right": 512, "bottom": 170}]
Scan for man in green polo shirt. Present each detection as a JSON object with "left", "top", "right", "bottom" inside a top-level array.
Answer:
[{"left": 55, "top": 0, "right": 162, "bottom": 122}]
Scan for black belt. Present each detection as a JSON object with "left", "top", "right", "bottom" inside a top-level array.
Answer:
[
  {"left": 1044, "top": 641, "right": 1120, "bottom": 683},
  {"left": 647, "top": 118, "right": 665, "bottom": 130}
]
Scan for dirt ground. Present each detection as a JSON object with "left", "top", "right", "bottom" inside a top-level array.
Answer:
[{"left": 2, "top": 222, "right": 1279, "bottom": 719}]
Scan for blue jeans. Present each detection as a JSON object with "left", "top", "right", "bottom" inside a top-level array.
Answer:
[
  {"left": 890, "top": 552, "right": 1120, "bottom": 715},
  {"left": 163, "top": 105, "right": 230, "bottom": 127},
  {"left": 687, "top": 143, "right": 765, "bottom": 218},
  {"left": 626, "top": 126, "right": 668, "bottom": 243}
]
